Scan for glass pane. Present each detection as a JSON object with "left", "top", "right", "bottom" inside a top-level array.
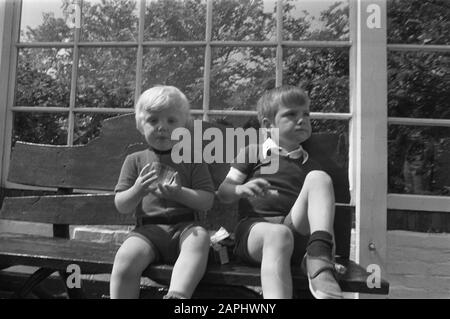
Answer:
[
  {"left": 283, "top": 47, "right": 349, "bottom": 113},
  {"left": 142, "top": 47, "right": 205, "bottom": 109},
  {"left": 210, "top": 46, "right": 276, "bottom": 110},
  {"left": 81, "top": 0, "right": 139, "bottom": 41},
  {"left": 145, "top": 0, "right": 206, "bottom": 41},
  {"left": 74, "top": 113, "right": 122, "bottom": 145},
  {"left": 388, "top": 51, "right": 450, "bottom": 119},
  {"left": 212, "top": 0, "right": 276, "bottom": 41},
  {"left": 283, "top": 0, "right": 349, "bottom": 41},
  {"left": 20, "top": 0, "right": 73, "bottom": 42},
  {"left": 209, "top": 114, "right": 258, "bottom": 128},
  {"left": 15, "top": 48, "right": 72, "bottom": 107},
  {"left": 388, "top": 210, "right": 450, "bottom": 233},
  {"left": 387, "top": 0, "right": 450, "bottom": 45},
  {"left": 13, "top": 112, "right": 68, "bottom": 145},
  {"left": 77, "top": 47, "right": 137, "bottom": 108},
  {"left": 312, "top": 119, "right": 349, "bottom": 170},
  {"left": 388, "top": 125, "right": 450, "bottom": 196}
]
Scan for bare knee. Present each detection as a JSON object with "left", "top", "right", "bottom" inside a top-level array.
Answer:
[
  {"left": 263, "top": 225, "right": 294, "bottom": 254},
  {"left": 305, "top": 170, "right": 333, "bottom": 187},
  {"left": 180, "top": 226, "right": 210, "bottom": 253},
  {"left": 112, "top": 244, "right": 151, "bottom": 279}
]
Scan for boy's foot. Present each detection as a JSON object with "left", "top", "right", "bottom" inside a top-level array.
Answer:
[
  {"left": 301, "top": 254, "right": 343, "bottom": 299},
  {"left": 163, "top": 291, "right": 188, "bottom": 299}
]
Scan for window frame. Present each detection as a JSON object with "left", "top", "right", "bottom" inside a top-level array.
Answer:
[{"left": 3, "top": 0, "right": 449, "bottom": 286}]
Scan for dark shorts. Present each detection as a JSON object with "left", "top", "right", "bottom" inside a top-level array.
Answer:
[
  {"left": 127, "top": 221, "right": 200, "bottom": 264},
  {"left": 234, "top": 214, "right": 309, "bottom": 266}
]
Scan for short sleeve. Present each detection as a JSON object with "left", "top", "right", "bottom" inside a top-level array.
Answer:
[
  {"left": 231, "top": 144, "right": 258, "bottom": 176},
  {"left": 114, "top": 155, "right": 138, "bottom": 193},
  {"left": 190, "top": 163, "right": 215, "bottom": 193}
]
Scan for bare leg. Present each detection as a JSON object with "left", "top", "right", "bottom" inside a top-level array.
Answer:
[
  {"left": 168, "top": 226, "right": 210, "bottom": 298},
  {"left": 110, "top": 236, "right": 157, "bottom": 299},
  {"left": 247, "top": 223, "right": 294, "bottom": 298},
  {"left": 289, "top": 170, "right": 335, "bottom": 238},
  {"left": 287, "top": 170, "right": 341, "bottom": 299}
]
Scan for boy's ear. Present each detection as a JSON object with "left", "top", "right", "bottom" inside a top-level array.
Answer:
[{"left": 261, "top": 117, "right": 272, "bottom": 129}]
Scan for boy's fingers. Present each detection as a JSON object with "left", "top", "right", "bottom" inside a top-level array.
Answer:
[
  {"left": 157, "top": 183, "right": 170, "bottom": 197},
  {"left": 142, "top": 175, "right": 157, "bottom": 187},
  {"left": 139, "top": 163, "right": 151, "bottom": 176},
  {"left": 253, "top": 178, "right": 270, "bottom": 188}
]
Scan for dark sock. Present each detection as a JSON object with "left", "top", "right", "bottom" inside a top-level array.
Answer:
[{"left": 307, "top": 231, "right": 333, "bottom": 259}]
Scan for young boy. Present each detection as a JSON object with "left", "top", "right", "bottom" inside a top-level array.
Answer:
[
  {"left": 217, "top": 85, "right": 342, "bottom": 299},
  {"left": 110, "top": 86, "right": 215, "bottom": 299}
]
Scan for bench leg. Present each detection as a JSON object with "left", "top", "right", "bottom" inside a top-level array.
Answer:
[{"left": 11, "top": 268, "right": 56, "bottom": 299}]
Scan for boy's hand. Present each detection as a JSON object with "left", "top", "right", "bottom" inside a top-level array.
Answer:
[
  {"left": 235, "top": 178, "right": 271, "bottom": 198},
  {"left": 151, "top": 172, "right": 182, "bottom": 198},
  {"left": 134, "top": 163, "right": 158, "bottom": 195}
]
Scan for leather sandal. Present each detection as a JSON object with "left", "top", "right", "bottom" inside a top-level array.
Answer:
[{"left": 301, "top": 253, "right": 343, "bottom": 299}]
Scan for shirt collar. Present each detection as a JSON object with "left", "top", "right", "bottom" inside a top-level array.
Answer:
[{"left": 262, "top": 138, "right": 309, "bottom": 164}]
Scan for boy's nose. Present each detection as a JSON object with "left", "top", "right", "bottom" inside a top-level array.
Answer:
[{"left": 157, "top": 122, "right": 168, "bottom": 131}]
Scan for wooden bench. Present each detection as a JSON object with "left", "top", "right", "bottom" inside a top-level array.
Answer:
[{"left": 0, "top": 114, "right": 389, "bottom": 298}]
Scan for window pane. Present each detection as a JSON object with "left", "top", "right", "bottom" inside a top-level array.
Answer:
[
  {"left": 387, "top": 0, "right": 450, "bottom": 45},
  {"left": 81, "top": 0, "right": 139, "bottom": 41},
  {"left": 20, "top": 0, "right": 73, "bottom": 42},
  {"left": 312, "top": 119, "right": 349, "bottom": 173},
  {"left": 388, "top": 51, "right": 450, "bottom": 119},
  {"left": 283, "top": 0, "right": 349, "bottom": 41},
  {"left": 388, "top": 125, "right": 450, "bottom": 196},
  {"left": 145, "top": 0, "right": 206, "bottom": 41},
  {"left": 210, "top": 47, "right": 276, "bottom": 110},
  {"left": 388, "top": 210, "right": 450, "bottom": 233},
  {"left": 15, "top": 48, "right": 72, "bottom": 107},
  {"left": 12, "top": 112, "right": 68, "bottom": 145},
  {"left": 142, "top": 47, "right": 205, "bottom": 109},
  {"left": 212, "top": 0, "right": 276, "bottom": 41},
  {"left": 283, "top": 47, "right": 349, "bottom": 113},
  {"left": 74, "top": 113, "right": 122, "bottom": 145},
  {"left": 77, "top": 47, "right": 137, "bottom": 108},
  {"left": 209, "top": 114, "right": 258, "bottom": 128}
]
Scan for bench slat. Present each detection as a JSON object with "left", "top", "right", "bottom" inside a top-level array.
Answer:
[
  {"left": 0, "top": 194, "right": 134, "bottom": 225},
  {"left": 0, "top": 233, "right": 389, "bottom": 294}
]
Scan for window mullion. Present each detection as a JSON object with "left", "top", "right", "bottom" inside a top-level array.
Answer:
[
  {"left": 275, "top": 0, "right": 283, "bottom": 86},
  {"left": 67, "top": 1, "right": 82, "bottom": 146},
  {"left": 135, "top": 0, "right": 145, "bottom": 104},
  {"left": 1, "top": 0, "right": 21, "bottom": 188},
  {"left": 202, "top": 0, "right": 212, "bottom": 121}
]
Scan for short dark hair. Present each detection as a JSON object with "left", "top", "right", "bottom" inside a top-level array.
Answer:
[{"left": 256, "top": 85, "right": 310, "bottom": 124}]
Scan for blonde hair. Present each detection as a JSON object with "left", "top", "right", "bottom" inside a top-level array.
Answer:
[{"left": 135, "top": 85, "right": 190, "bottom": 133}]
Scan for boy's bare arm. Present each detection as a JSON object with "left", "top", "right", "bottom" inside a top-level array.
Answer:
[
  {"left": 171, "top": 187, "right": 214, "bottom": 212},
  {"left": 217, "top": 177, "right": 271, "bottom": 204},
  {"left": 114, "top": 186, "right": 144, "bottom": 215},
  {"left": 115, "top": 164, "right": 158, "bottom": 214}
]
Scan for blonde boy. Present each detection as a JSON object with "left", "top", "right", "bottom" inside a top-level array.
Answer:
[{"left": 110, "top": 86, "right": 214, "bottom": 299}]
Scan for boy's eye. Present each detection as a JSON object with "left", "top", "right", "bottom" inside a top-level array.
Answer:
[
  {"left": 147, "top": 117, "right": 158, "bottom": 125},
  {"left": 168, "top": 117, "right": 178, "bottom": 125}
]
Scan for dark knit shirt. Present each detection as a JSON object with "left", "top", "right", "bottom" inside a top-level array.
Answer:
[{"left": 231, "top": 144, "right": 322, "bottom": 218}]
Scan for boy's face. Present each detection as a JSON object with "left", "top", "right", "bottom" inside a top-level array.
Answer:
[
  {"left": 268, "top": 102, "right": 311, "bottom": 151},
  {"left": 141, "top": 104, "right": 187, "bottom": 151}
]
